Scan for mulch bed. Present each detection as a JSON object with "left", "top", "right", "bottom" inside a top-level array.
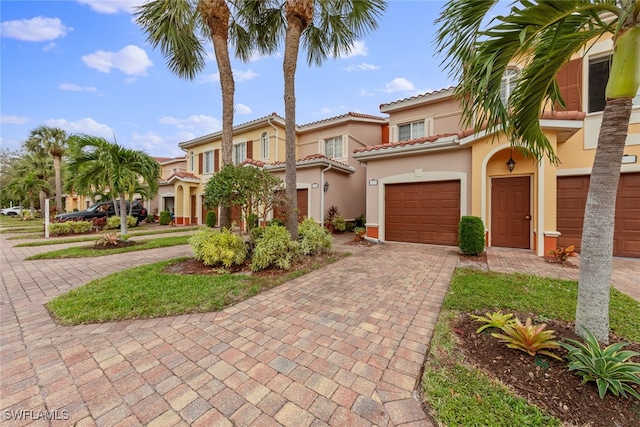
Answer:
[{"left": 452, "top": 312, "right": 640, "bottom": 426}]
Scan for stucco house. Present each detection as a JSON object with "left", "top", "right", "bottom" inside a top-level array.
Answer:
[
  {"left": 170, "top": 112, "right": 385, "bottom": 227},
  {"left": 353, "top": 35, "right": 640, "bottom": 258},
  {"left": 150, "top": 156, "right": 187, "bottom": 217}
]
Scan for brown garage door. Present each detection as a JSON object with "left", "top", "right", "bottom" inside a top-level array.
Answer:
[
  {"left": 274, "top": 189, "right": 308, "bottom": 223},
  {"left": 385, "top": 180, "right": 460, "bottom": 245},
  {"left": 557, "top": 173, "right": 640, "bottom": 257}
]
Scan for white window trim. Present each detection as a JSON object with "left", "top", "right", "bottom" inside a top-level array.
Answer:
[
  {"left": 190, "top": 151, "right": 195, "bottom": 172},
  {"left": 261, "top": 132, "right": 269, "bottom": 160},
  {"left": 391, "top": 117, "right": 433, "bottom": 142},
  {"left": 233, "top": 140, "right": 247, "bottom": 165},
  {"left": 204, "top": 150, "right": 213, "bottom": 174},
  {"left": 319, "top": 135, "right": 348, "bottom": 161}
]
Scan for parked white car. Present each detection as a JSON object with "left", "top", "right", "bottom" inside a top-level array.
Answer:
[{"left": 0, "top": 206, "right": 23, "bottom": 216}]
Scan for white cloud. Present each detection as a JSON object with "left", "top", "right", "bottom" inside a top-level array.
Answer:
[
  {"left": 0, "top": 17, "right": 72, "bottom": 42},
  {"left": 381, "top": 77, "right": 416, "bottom": 93},
  {"left": 234, "top": 69, "right": 258, "bottom": 82},
  {"left": 235, "top": 104, "right": 252, "bottom": 114},
  {"left": 344, "top": 63, "right": 380, "bottom": 72},
  {"left": 129, "top": 131, "right": 188, "bottom": 157},
  {"left": 199, "top": 68, "right": 258, "bottom": 84},
  {"left": 1, "top": 115, "right": 29, "bottom": 125},
  {"left": 246, "top": 51, "right": 282, "bottom": 62},
  {"left": 158, "top": 115, "right": 221, "bottom": 133},
  {"left": 359, "top": 88, "right": 374, "bottom": 97},
  {"left": 59, "top": 83, "right": 98, "bottom": 92},
  {"left": 43, "top": 42, "right": 57, "bottom": 52},
  {"left": 338, "top": 40, "right": 368, "bottom": 59},
  {"left": 76, "top": 0, "right": 143, "bottom": 14},
  {"left": 82, "top": 45, "right": 153, "bottom": 76},
  {"left": 44, "top": 118, "right": 114, "bottom": 139}
]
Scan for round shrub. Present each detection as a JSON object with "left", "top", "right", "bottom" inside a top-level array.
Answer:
[
  {"left": 332, "top": 216, "right": 346, "bottom": 232},
  {"left": 105, "top": 215, "right": 137, "bottom": 230},
  {"left": 298, "top": 217, "right": 333, "bottom": 255},
  {"left": 189, "top": 228, "right": 247, "bottom": 268},
  {"left": 458, "top": 216, "right": 485, "bottom": 255},
  {"left": 251, "top": 225, "right": 298, "bottom": 271},
  {"left": 355, "top": 213, "right": 366, "bottom": 228},
  {"left": 206, "top": 210, "right": 217, "bottom": 228},
  {"left": 159, "top": 211, "right": 172, "bottom": 225}
]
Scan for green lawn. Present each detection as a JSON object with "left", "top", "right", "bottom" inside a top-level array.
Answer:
[
  {"left": 422, "top": 267, "right": 640, "bottom": 426},
  {"left": 25, "top": 235, "right": 192, "bottom": 259},
  {"left": 47, "top": 253, "right": 345, "bottom": 325}
]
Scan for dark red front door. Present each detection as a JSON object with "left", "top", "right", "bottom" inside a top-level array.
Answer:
[{"left": 491, "top": 176, "right": 531, "bottom": 249}]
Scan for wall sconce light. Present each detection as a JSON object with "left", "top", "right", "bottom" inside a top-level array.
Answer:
[
  {"left": 324, "top": 181, "right": 329, "bottom": 192},
  {"left": 506, "top": 149, "right": 516, "bottom": 173},
  {"left": 311, "top": 183, "right": 319, "bottom": 189}
]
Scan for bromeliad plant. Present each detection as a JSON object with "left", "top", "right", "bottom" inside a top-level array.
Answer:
[
  {"left": 560, "top": 328, "right": 640, "bottom": 400},
  {"left": 492, "top": 317, "right": 562, "bottom": 360},
  {"left": 547, "top": 245, "right": 576, "bottom": 263},
  {"left": 471, "top": 310, "right": 515, "bottom": 333}
]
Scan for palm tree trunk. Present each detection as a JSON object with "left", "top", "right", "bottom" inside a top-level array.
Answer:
[
  {"left": 119, "top": 194, "right": 128, "bottom": 235},
  {"left": 282, "top": 1, "right": 312, "bottom": 240},
  {"left": 201, "top": 0, "right": 233, "bottom": 230},
  {"left": 576, "top": 97, "right": 633, "bottom": 344},
  {"left": 53, "top": 155, "right": 63, "bottom": 214}
]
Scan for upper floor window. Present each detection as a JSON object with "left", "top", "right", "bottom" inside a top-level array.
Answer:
[
  {"left": 398, "top": 121, "right": 425, "bottom": 141},
  {"left": 261, "top": 132, "right": 269, "bottom": 159},
  {"left": 324, "top": 136, "right": 343, "bottom": 159},
  {"left": 204, "top": 150, "right": 213, "bottom": 174},
  {"left": 500, "top": 68, "right": 520, "bottom": 106},
  {"left": 588, "top": 56, "right": 609, "bottom": 113},
  {"left": 190, "top": 151, "right": 194, "bottom": 172},
  {"left": 234, "top": 142, "right": 246, "bottom": 165}
]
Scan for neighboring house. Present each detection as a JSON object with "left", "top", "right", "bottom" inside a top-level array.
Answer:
[
  {"left": 353, "top": 35, "right": 640, "bottom": 258},
  {"left": 175, "top": 113, "right": 288, "bottom": 225},
  {"left": 150, "top": 156, "right": 188, "bottom": 217},
  {"left": 172, "top": 112, "right": 386, "bottom": 226}
]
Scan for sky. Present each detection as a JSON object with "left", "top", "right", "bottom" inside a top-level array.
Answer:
[{"left": 1, "top": 0, "right": 504, "bottom": 158}]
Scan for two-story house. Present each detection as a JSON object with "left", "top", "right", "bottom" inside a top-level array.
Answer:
[{"left": 353, "top": 34, "right": 640, "bottom": 258}]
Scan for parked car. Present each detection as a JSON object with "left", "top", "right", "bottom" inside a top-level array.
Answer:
[
  {"left": 55, "top": 201, "right": 147, "bottom": 225},
  {"left": 1, "top": 206, "right": 22, "bottom": 216}
]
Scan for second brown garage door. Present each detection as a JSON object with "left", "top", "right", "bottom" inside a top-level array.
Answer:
[
  {"left": 557, "top": 173, "right": 640, "bottom": 258},
  {"left": 385, "top": 180, "right": 460, "bottom": 245}
]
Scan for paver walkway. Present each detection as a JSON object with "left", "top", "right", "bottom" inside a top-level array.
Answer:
[{"left": 1, "top": 234, "right": 458, "bottom": 426}]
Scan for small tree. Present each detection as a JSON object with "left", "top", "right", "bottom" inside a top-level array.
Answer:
[
  {"left": 203, "top": 164, "right": 284, "bottom": 230},
  {"left": 458, "top": 216, "right": 485, "bottom": 256}
]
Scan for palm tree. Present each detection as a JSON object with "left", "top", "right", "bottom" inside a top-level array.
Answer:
[
  {"left": 24, "top": 125, "right": 69, "bottom": 214},
  {"left": 436, "top": 0, "right": 640, "bottom": 342},
  {"left": 135, "top": 0, "right": 255, "bottom": 229},
  {"left": 66, "top": 135, "right": 160, "bottom": 234},
  {"left": 16, "top": 150, "right": 54, "bottom": 214},
  {"left": 6, "top": 171, "right": 49, "bottom": 218},
  {"left": 248, "top": 0, "right": 386, "bottom": 239}
]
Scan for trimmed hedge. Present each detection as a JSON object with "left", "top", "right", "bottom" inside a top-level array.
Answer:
[
  {"left": 159, "top": 211, "right": 172, "bottom": 225},
  {"left": 458, "top": 216, "right": 485, "bottom": 255},
  {"left": 206, "top": 210, "right": 217, "bottom": 228},
  {"left": 49, "top": 221, "right": 93, "bottom": 236}
]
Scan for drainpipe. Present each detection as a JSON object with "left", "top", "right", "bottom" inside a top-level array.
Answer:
[
  {"left": 268, "top": 117, "right": 279, "bottom": 161},
  {"left": 320, "top": 164, "right": 332, "bottom": 227}
]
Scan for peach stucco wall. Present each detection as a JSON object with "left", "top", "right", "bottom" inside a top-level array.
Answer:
[{"left": 362, "top": 147, "right": 472, "bottom": 235}]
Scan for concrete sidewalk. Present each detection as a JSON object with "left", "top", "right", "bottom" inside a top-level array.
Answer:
[{"left": 1, "top": 234, "right": 457, "bottom": 426}]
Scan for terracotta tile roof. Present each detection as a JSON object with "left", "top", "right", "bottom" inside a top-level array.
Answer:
[
  {"left": 353, "top": 133, "right": 457, "bottom": 153},
  {"left": 540, "top": 110, "right": 587, "bottom": 120},
  {"left": 379, "top": 86, "right": 456, "bottom": 109},
  {"left": 242, "top": 158, "right": 266, "bottom": 167},
  {"left": 268, "top": 153, "right": 352, "bottom": 169},
  {"left": 154, "top": 156, "right": 173, "bottom": 163},
  {"left": 299, "top": 111, "right": 387, "bottom": 128},
  {"left": 179, "top": 112, "right": 285, "bottom": 147},
  {"left": 163, "top": 171, "right": 200, "bottom": 182}
]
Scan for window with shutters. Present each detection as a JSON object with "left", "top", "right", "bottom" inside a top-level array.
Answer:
[
  {"left": 233, "top": 142, "right": 246, "bottom": 165},
  {"left": 588, "top": 54, "right": 639, "bottom": 113},
  {"left": 204, "top": 150, "right": 213, "bottom": 174},
  {"left": 500, "top": 68, "right": 520, "bottom": 106},
  {"left": 556, "top": 59, "right": 582, "bottom": 112}
]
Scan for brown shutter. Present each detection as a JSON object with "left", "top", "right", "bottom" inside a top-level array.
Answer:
[
  {"left": 556, "top": 58, "right": 582, "bottom": 112},
  {"left": 214, "top": 149, "right": 220, "bottom": 172},
  {"left": 198, "top": 153, "right": 203, "bottom": 174},
  {"left": 246, "top": 140, "right": 253, "bottom": 160}
]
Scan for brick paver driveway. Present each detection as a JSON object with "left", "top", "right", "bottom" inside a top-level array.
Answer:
[{"left": 1, "top": 235, "right": 457, "bottom": 426}]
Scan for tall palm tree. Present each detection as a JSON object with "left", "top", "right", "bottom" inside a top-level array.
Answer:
[
  {"left": 436, "top": 0, "right": 640, "bottom": 342},
  {"left": 24, "top": 125, "right": 69, "bottom": 214},
  {"left": 6, "top": 171, "right": 49, "bottom": 218},
  {"left": 17, "top": 150, "right": 54, "bottom": 214},
  {"left": 135, "top": 0, "right": 254, "bottom": 229},
  {"left": 67, "top": 135, "right": 160, "bottom": 234},
  {"left": 248, "top": 0, "right": 386, "bottom": 239}
]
